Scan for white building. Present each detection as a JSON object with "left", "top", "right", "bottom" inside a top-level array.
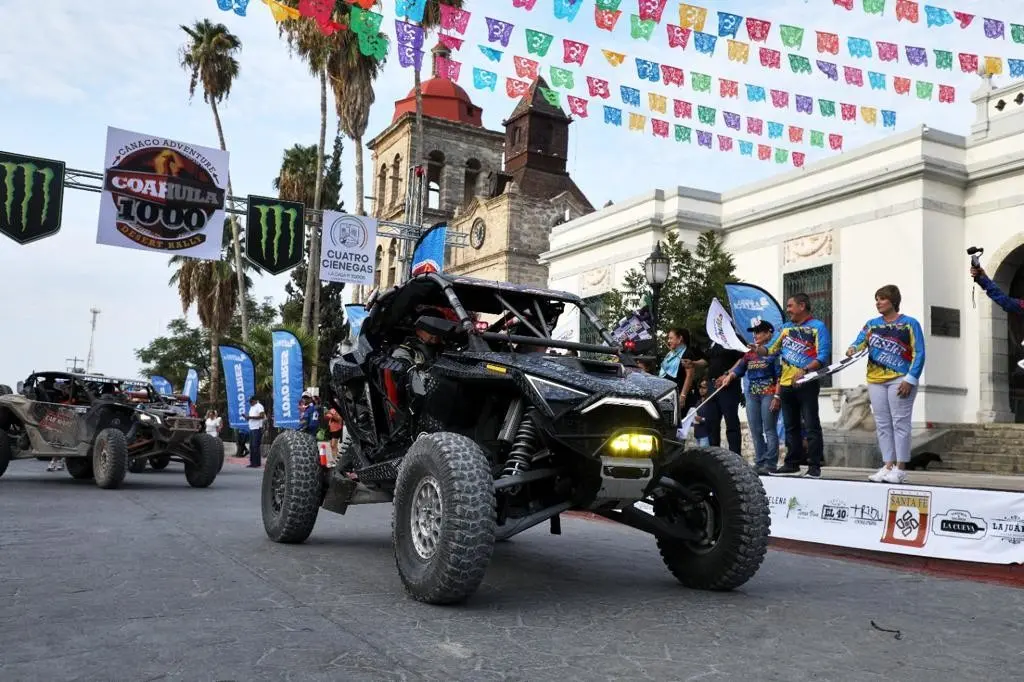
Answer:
[{"left": 543, "top": 79, "right": 1024, "bottom": 426}]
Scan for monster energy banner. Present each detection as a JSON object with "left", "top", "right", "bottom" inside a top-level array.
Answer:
[
  {"left": 244, "top": 195, "right": 305, "bottom": 275},
  {"left": 0, "top": 150, "right": 65, "bottom": 245}
]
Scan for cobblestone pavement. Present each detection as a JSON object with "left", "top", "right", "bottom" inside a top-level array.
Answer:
[{"left": 1, "top": 460, "right": 1021, "bottom": 682}]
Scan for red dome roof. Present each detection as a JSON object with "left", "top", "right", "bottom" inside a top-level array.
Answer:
[{"left": 392, "top": 77, "right": 483, "bottom": 126}]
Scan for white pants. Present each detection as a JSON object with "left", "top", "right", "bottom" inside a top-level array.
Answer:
[{"left": 868, "top": 378, "right": 917, "bottom": 464}]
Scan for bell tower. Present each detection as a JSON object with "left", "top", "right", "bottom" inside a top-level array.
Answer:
[{"left": 501, "top": 77, "right": 571, "bottom": 176}]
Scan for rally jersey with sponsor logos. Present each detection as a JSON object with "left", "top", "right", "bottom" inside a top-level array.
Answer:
[
  {"left": 732, "top": 351, "right": 781, "bottom": 395},
  {"left": 848, "top": 314, "right": 926, "bottom": 385},
  {"left": 767, "top": 318, "right": 832, "bottom": 387}
]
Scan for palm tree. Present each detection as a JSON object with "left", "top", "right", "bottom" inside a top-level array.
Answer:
[
  {"left": 273, "top": 144, "right": 325, "bottom": 207},
  {"left": 179, "top": 19, "right": 250, "bottom": 344}
]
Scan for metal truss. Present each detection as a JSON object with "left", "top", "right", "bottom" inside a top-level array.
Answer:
[{"left": 63, "top": 166, "right": 466, "bottom": 248}]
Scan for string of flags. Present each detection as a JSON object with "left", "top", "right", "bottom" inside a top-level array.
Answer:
[{"left": 833, "top": 0, "right": 1024, "bottom": 46}]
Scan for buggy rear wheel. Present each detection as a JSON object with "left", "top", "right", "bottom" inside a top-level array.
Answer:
[
  {"left": 93, "top": 428, "right": 128, "bottom": 490},
  {"left": 261, "top": 431, "right": 323, "bottom": 544},
  {"left": 655, "top": 447, "right": 770, "bottom": 591},
  {"left": 392, "top": 432, "right": 496, "bottom": 605},
  {"left": 184, "top": 434, "right": 220, "bottom": 488},
  {"left": 66, "top": 458, "right": 94, "bottom": 480}
]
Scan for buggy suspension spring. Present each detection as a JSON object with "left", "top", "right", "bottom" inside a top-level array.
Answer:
[{"left": 501, "top": 411, "right": 539, "bottom": 479}]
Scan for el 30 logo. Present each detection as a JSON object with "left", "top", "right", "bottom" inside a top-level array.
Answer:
[{"left": 0, "top": 151, "right": 65, "bottom": 245}]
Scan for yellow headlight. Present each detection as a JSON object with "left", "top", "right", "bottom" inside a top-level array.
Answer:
[{"left": 609, "top": 433, "right": 657, "bottom": 456}]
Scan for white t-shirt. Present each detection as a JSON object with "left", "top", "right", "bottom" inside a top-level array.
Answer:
[
  {"left": 205, "top": 417, "right": 222, "bottom": 436},
  {"left": 248, "top": 402, "right": 265, "bottom": 431}
]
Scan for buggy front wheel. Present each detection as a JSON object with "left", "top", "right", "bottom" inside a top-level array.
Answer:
[
  {"left": 261, "top": 431, "right": 323, "bottom": 543},
  {"left": 93, "top": 428, "right": 128, "bottom": 489}
]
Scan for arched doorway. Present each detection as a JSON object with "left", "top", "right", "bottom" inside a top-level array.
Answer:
[{"left": 981, "top": 241, "right": 1024, "bottom": 423}]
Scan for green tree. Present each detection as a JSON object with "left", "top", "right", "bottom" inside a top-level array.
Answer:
[
  {"left": 602, "top": 231, "right": 739, "bottom": 350},
  {"left": 135, "top": 318, "right": 209, "bottom": 393},
  {"left": 179, "top": 19, "right": 250, "bottom": 343}
]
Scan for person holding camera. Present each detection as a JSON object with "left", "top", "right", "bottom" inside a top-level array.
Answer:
[{"left": 971, "top": 264, "right": 1024, "bottom": 315}]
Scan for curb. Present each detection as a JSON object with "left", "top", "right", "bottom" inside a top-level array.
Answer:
[{"left": 564, "top": 511, "right": 1024, "bottom": 588}]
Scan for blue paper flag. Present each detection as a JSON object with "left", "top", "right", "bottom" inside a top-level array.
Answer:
[
  {"left": 473, "top": 67, "right": 497, "bottom": 91},
  {"left": 232, "top": 0, "right": 249, "bottom": 16},
  {"left": 924, "top": 6, "right": 954, "bottom": 28},
  {"left": 746, "top": 84, "right": 766, "bottom": 102},
  {"left": 739, "top": 140, "right": 754, "bottom": 156},
  {"left": 217, "top": 0, "right": 233, "bottom": 9},
  {"left": 717, "top": 12, "right": 742, "bottom": 38},
  {"left": 868, "top": 71, "right": 886, "bottom": 90},
  {"left": 694, "top": 32, "right": 718, "bottom": 55},
  {"left": 604, "top": 106, "right": 623, "bottom": 126},
  {"left": 395, "top": 0, "right": 427, "bottom": 24},
  {"left": 479, "top": 45, "right": 503, "bottom": 62},
  {"left": 553, "top": 0, "right": 583, "bottom": 22},
  {"left": 620, "top": 85, "right": 640, "bottom": 107},
  {"left": 1010, "top": 59, "right": 1024, "bottom": 78},
  {"left": 767, "top": 121, "right": 784, "bottom": 139},
  {"left": 636, "top": 58, "right": 660, "bottom": 82},
  {"left": 882, "top": 110, "right": 897, "bottom": 128},
  {"left": 848, "top": 37, "right": 872, "bottom": 58}
]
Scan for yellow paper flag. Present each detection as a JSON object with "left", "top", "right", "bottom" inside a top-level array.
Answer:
[
  {"left": 861, "top": 107, "right": 877, "bottom": 125},
  {"left": 263, "top": 0, "right": 301, "bottom": 22},
  {"left": 629, "top": 113, "right": 646, "bottom": 131},
  {"left": 679, "top": 4, "right": 707, "bottom": 32},
  {"left": 727, "top": 40, "right": 750, "bottom": 64},
  {"left": 648, "top": 93, "right": 667, "bottom": 113},
  {"left": 602, "top": 49, "right": 626, "bottom": 67},
  {"left": 984, "top": 56, "right": 1004, "bottom": 75}
]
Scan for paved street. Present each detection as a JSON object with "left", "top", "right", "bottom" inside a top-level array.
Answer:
[{"left": 1, "top": 459, "right": 1021, "bottom": 682}]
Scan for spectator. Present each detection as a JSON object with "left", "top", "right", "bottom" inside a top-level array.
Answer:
[
  {"left": 847, "top": 284, "right": 926, "bottom": 484},
  {"left": 659, "top": 327, "right": 704, "bottom": 412},
  {"left": 325, "top": 404, "right": 345, "bottom": 467},
  {"left": 246, "top": 396, "right": 266, "bottom": 468},
  {"left": 299, "top": 395, "right": 320, "bottom": 437},
  {"left": 695, "top": 341, "right": 745, "bottom": 455},
  {"left": 720, "top": 320, "right": 781, "bottom": 474},
  {"left": 692, "top": 379, "right": 711, "bottom": 447},
  {"left": 971, "top": 265, "right": 1024, "bottom": 316},
  {"left": 204, "top": 409, "right": 223, "bottom": 439},
  {"left": 753, "top": 293, "right": 831, "bottom": 478}
]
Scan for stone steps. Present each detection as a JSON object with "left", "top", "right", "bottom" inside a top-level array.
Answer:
[{"left": 937, "top": 451, "right": 1024, "bottom": 475}]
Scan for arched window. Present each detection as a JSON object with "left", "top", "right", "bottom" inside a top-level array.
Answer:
[
  {"left": 387, "top": 240, "right": 397, "bottom": 287},
  {"left": 426, "top": 150, "right": 445, "bottom": 210},
  {"left": 373, "top": 245, "right": 383, "bottom": 289},
  {"left": 463, "top": 158, "right": 481, "bottom": 205},
  {"left": 390, "top": 154, "right": 402, "bottom": 207},
  {"left": 376, "top": 166, "right": 387, "bottom": 215}
]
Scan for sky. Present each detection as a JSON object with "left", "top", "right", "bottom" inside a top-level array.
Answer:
[{"left": 1, "top": 0, "right": 1022, "bottom": 387}]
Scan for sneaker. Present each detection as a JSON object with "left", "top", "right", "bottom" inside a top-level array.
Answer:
[
  {"left": 868, "top": 466, "right": 890, "bottom": 483},
  {"left": 755, "top": 465, "right": 771, "bottom": 476},
  {"left": 883, "top": 467, "right": 907, "bottom": 484},
  {"left": 803, "top": 466, "right": 821, "bottom": 479},
  {"left": 770, "top": 464, "right": 803, "bottom": 476}
]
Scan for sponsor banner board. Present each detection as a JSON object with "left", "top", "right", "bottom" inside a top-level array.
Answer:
[
  {"left": 245, "top": 195, "right": 305, "bottom": 275},
  {"left": 96, "top": 126, "right": 228, "bottom": 259},
  {"left": 0, "top": 150, "right": 65, "bottom": 245},
  {"left": 319, "top": 210, "right": 376, "bottom": 286}
]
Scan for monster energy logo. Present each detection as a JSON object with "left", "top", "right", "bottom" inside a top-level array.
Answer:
[
  {"left": 0, "top": 152, "right": 65, "bottom": 245},
  {"left": 245, "top": 195, "right": 304, "bottom": 275}
]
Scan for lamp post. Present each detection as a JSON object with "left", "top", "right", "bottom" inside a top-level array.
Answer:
[{"left": 644, "top": 240, "right": 670, "bottom": 338}]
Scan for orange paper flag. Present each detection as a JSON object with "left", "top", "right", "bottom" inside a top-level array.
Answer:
[
  {"left": 678, "top": 4, "right": 707, "bottom": 32},
  {"left": 264, "top": 0, "right": 301, "bottom": 21},
  {"left": 629, "top": 112, "right": 647, "bottom": 131},
  {"left": 727, "top": 40, "right": 750, "bottom": 63},
  {"left": 602, "top": 49, "right": 626, "bottom": 66}
]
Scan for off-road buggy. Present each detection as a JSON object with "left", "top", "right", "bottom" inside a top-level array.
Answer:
[
  {"left": 0, "top": 371, "right": 222, "bottom": 489},
  {"left": 261, "top": 274, "right": 770, "bottom": 604}
]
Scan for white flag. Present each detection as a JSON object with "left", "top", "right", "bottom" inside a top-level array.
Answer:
[
  {"left": 706, "top": 298, "right": 750, "bottom": 353},
  {"left": 676, "top": 407, "right": 699, "bottom": 440}
]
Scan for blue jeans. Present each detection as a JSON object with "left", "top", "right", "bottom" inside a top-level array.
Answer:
[{"left": 746, "top": 393, "right": 779, "bottom": 469}]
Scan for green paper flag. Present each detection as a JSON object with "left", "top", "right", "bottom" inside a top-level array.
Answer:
[
  {"left": 350, "top": 7, "right": 384, "bottom": 35},
  {"left": 539, "top": 87, "right": 561, "bottom": 108},
  {"left": 630, "top": 14, "right": 656, "bottom": 40},
  {"left": 862, "top": 0, "right": 884, "bottom": 15},
  {"left": 1012, "top": 24, "right": 1024, "bottom": 44},
  {"left": 525, "top": 29, "right": 554, "bottom": 57},
  {"left": 675, "top": 125, "right": 692, "bottom": 143},
  {"left": 691, "top": 72, "right": 711, "bottom": 92},
  {"left": 698, "top": 105, "right": 716, "bottom": 125},
  {"left": 774, "top": 148, "right": 789, "bottom": 164},
  {"left": 550, "top": 66, "right": 575, "bottom": 90},
  {"left": 789, "top": 54, "right": 812, "bottom": 74},
  {"left": 916, "top": 81, "right": 933, "bottom": 100},
  {"left": 810, "top": 130, "right": 824, "bottom": 148},
  {"left": 779, "top": 25, "right": 804, "bottom": 49},
  {"left": 819, "top": 99, "right": 836, "bottom": 117},
  {"left": 596, "top": 0, "right": 622, "bottom": 9},
  {"left": 357, "top": 31, "right": 388, "bottom": 60},
  {"left": 934, "top": 50, "right": 953, "bottom": 71}
]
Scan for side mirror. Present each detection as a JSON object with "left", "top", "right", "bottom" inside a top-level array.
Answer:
[{"left": 16, "top": 381, "right": 24, "bottom": 395}]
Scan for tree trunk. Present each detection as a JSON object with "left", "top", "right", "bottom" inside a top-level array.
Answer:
[
  {"left": 210, "top": 98, "right": 249, "bottom": 344},
  {"left": 354, "top": 133, "right": 365, "bottom": 216},
  {"left": 301, "top": 68, "right": 328, "bottom": 335},
  {"left": 208, "top": 330, "right": 220, "bottom": 408}
]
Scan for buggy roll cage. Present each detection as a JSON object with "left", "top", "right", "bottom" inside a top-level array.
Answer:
[{"left": 362, "top": 273, "right": 637, "bottom": 363}]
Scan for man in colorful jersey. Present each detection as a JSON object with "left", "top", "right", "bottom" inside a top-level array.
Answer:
[
  {"left": 846, "top": 285, "right": 926, "bottom": 484},
  {"left": 752, "top": 293, "right": 831, "bottom": 478},
  {"left": 971, "top": 265, "right": 1024, "bottom": 315}
]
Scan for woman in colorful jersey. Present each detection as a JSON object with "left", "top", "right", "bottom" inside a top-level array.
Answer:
[
  {"left": 846, "top": 285, "right": 926, "bottom": 484},
  {"left": 719, "top": 320, "right": 782, "bottom": 475}
]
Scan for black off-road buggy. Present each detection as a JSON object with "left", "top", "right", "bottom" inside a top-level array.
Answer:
[
  {"left": 261, "top": 274, "right": 770, "bottom": 604},
  {"left": 0, "top": 372, "right": 222, "bottom": 489}
]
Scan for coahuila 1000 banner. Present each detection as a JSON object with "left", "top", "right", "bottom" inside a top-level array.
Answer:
[
  {"left": 96, "top": 127, "right": 228, "bottom": 260},
  {"left": 319, "top": 210, "right": 377, "bottom": 287}
]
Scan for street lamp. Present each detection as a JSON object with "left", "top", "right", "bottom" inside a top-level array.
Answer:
[{"left": 644, "top": 240, "right": 670, "bottom": 335}]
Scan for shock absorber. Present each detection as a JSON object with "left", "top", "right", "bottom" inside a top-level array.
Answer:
[{"left": 501, "top": 409, "right": 540, "bottom": 479}]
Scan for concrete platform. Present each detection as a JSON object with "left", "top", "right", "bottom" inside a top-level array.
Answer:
[{"left": 820, "top": 465, "right": 1024, "bottom": 492}]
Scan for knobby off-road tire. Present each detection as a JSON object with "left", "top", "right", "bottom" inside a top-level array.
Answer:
[
  {"left": 657, "top": 446, "right": 770, "bottom": 591},
  {"left": 261, "top": 431, "right": 322, "bottom": 544},
  {"left": 66, "top": 458, "right": 94, "bottom": 480},
  {"left": 0, "top": 432, "right": 11, "bottom": 479},
  {"left": 93, "top": 428, "right": 128, "bottom": 490},
  {"left": 184, "top": 434, "right": 220, "bottom": 488},
  {"left": 150, "top": 455, "right": 171, "bottom": 471},
  {"left": 392, "top": 432, "right": 496, "bottom": 605}
]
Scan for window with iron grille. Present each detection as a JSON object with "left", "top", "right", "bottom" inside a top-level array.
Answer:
[{"left": 783, "top": 264, "right": 835, "bottom": 387}]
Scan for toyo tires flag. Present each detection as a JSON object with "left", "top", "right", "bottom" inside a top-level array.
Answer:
[
  {"left": 272, "top": 330, "right": 304, "bottom": 429},
  {"left": 219, "top": 344, "right": 255, "bottom": 432},
  {"left": 150, "top": 376, "right": 173, "bottom": 395},
  {"left": 724, "top": 282, "right": 785, "bottom": 347},
  {"left": 182, "top": 367, "right": 199, "bottom": 404}
]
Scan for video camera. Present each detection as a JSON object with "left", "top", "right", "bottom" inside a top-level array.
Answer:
[{"left": 967, "top": 246, "right": 984, "bottom": 268}]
